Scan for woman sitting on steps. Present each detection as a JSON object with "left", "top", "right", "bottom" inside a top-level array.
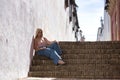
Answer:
[{"left": 34, "top": 28, "right": 65, "bottom": 65}]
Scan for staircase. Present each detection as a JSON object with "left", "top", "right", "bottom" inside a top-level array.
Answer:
[{"left": 28, "top": 41, "right": 120, "bottom": 79}]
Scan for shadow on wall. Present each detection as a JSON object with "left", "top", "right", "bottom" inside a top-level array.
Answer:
[{"left": 29, "top": 36, "right": 34, "bottom": 66}]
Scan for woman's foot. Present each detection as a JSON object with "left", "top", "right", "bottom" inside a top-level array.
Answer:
[{"left": 58, "top": 60, "right": 65, "bottom": 65}]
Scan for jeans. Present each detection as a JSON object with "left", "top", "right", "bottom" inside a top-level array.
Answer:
[{"left": 36, "top": 42, "right": 62, "bottom": 65}]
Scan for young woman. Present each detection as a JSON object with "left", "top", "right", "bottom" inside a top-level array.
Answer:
[{"left": 34, "top": 28, "right": 65, "bottom": 65}]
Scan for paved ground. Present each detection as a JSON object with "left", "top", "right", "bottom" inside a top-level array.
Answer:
[
  {"left": 19, "top": 77, "right": 80, "bottom": 80},
  {"left": 19, "top": 77, "right": 120, "bottom": 80},
  {"left": 19, "top": 77, "right": 55, "bottom": 80}
]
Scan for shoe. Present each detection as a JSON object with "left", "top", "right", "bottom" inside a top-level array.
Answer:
[{"left": 58, "top": 60, "right": 65, "bottom": 65}]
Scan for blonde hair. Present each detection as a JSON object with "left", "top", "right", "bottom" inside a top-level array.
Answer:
[{"left": 35, "top": 28, "right": 43, "bottom": 39}]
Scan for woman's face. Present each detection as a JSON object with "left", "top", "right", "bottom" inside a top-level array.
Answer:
[{"left": 37, "top": 30, "right": 43, "bottom": 38}]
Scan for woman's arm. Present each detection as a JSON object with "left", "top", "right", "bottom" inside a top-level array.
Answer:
[{"left": 44, "top": 37, "right": 57, "bottom": 45}]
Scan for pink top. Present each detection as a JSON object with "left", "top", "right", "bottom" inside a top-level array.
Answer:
[{"left": 38, "top": 37, "right": 47, "bottom": 48}]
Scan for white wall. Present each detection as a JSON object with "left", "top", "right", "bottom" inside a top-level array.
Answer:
[
  {"left": 65, "top": 7, "right": 75, "bottom": 41},
  {"left": 0, "top": 0, "right": 74, "bottom": 80},
  {"left": 31, "top": 0, "right": 75, "bottom": 41},
  {"left": 0, "top": 0, "right": 35, "bottom": 80},
  {"left": 101, "top": 10, "right": 111, "bottom": 41}
]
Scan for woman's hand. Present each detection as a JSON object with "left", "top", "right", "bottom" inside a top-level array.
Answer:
[
  {"left": 40, "top": 47, "right": 46, "bottom": 50},
  {"left": 53, "top": 40, "right": 59, "bottom": 44}
]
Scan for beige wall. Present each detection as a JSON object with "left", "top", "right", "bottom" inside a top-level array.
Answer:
[
  {"left": 0, "top": 0, "right": 74, "bottom": 80},
  {"left": 107, "top": 0, "right": 120, "bottom": 41}
]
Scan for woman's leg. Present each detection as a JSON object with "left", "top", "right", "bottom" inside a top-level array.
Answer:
[
  {"left": 47, "top": 42, "right": 62, "bottom": 55},
  {"left": 36, "top": 48, "right": 62, "bottom": 65},
  {"left": 46, "top": 48, "right": 65, "bottom": 65}
]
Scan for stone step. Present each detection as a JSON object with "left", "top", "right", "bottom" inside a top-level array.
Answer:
[
  {"left": 31, "top": 58, "right": 120, "bottom": 66},
  {"left": 34, "top": 49, "right": 120, "bottom": 55},
  {"left": 59, "top": 41, "right": 120, "bottom": 45},
  {"left": 29, "top": 41, "right": 120, "bottom": 79},
  {"left": 60, "top": 43, "right": 120, "bottom": 49},
  {"left": 60, "top": 42, "right": 120, "bottom": 50},
  {"left": 30, "top": 64, "right": 115, "bottom": 71},
  {"left": 33, "top": 53, "right": 120, "bottom": 60},
  {"left": 62, "top": 49, "right": 120, "bottom": 54},
  {"left": 28, "top": 71, "right": 120, "bottom": 79}
]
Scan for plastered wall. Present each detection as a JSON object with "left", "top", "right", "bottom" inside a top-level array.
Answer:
[{"left": 0, "top": 0, "right": 74, "bottom": 80}]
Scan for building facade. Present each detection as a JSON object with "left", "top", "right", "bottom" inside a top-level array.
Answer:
[
  {"left": 97, "top": 17, "right": 104, "bottom": 41},
  {"left": 98, "top": 0, "right": 120, "bottom": 41},
  {"left": 97, "top": 0, "right": 111, "bottom": 41},
  {"left": 0, "top": 0, "right": 80, "bottom": 80},
  {"left": 65, "top": 0, "right": 83, "bottom": 41},
  {"left": 107, "top": 0, "right": 120, "bottom": 41}
]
